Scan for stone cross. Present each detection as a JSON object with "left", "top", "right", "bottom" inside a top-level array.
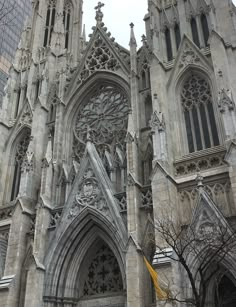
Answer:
[{"left": 95, "top": 2, "right": 105, "bottom": 24}]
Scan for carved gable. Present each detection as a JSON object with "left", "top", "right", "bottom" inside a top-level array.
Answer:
[
  {"left": 167, "top": 35, "right": 213, "bottom": 88},
  {"left": 56, "top": 140, "right": 127, "bottom": 239},
  {"left": 66, "top": 26, "right": 130, "bottom": 94},
  {"left": 191, "top": 190, "right": 232, "bottom": 238}
]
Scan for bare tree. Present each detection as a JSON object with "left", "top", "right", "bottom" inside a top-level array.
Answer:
[
  {"left": 0, "top": 0, "right": 17, "bottom": 28},
  {"left": 150, "top": 214, "right": 236, "bottom": 307}
]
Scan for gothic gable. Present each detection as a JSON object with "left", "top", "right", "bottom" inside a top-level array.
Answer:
[
  {"left": 66, "top": 25, "right": 130, "bottom": 95},
  {"left": 167, "top": 35, "right": 213, "bottom": 88},
  {"left": 55, "top": 140, "right": 127, "bottom": 240},
  {"left": 191, "top": 189, "right": 232, "bottom": 237}
]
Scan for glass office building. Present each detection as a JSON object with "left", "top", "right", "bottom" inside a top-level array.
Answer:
[{"left": 0, "top": 0, "right": 32, "bottom": 105}]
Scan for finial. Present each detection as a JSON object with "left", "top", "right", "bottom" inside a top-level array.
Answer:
[
  {"left": 141, "top": 34, "right": 147, "bottom": 46},
  {"left": 129, "top": 22, "right": 137, "bottom": 47},
  {"left": 95, "top": 2, "right": 105, "bottom": 25},
  {"left": 196, "top": 172, "right": 204, "bottom": 191}
]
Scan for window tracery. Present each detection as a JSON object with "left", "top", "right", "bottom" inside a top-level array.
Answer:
[
  {"left": 181, "top": 74, "right": 219, "bottom": 153},
  {"left": 73, "top": 85, "right": 129, "bottom": 192},
  {"left": 10, "top": 129, "right": 31, "bottom": 201},
  {"left": 83, "top": 244, "right": 123, "bottom": 296},
  {"left": 44, "top": 0, "right": 56, "bottom": 47}
]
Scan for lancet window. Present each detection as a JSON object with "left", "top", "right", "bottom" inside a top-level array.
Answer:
[
  {"left": 63, "top": 0, "right": 72, "bottom": 49},
  {"left": 190, "top": 17, "right": 200, "bottom": 48},
  {"left": 14, "top": 87, "right": 21, "bottom": 118},
  {"left": 174, "top": 23, "right": 181, "bottom": 50},
  {"left": 43, "top": 0, "right": 56, "bottom": 47},
  {"left": 10, "top": 129, "right": 31, "bottom": 201},
  {"left": 201, "top": 13, "right": 209, "bottom": 47},
  {"left": 165, "top": 27, "right": 173, "bottom": 61},
  {"left": 181, "top": 74, "right": 219, "bottom": 153},
  {"left": 140, "top": 59, "right": 150, "bottom": 90}
]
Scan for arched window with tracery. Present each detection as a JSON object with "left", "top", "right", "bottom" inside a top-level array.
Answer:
[
  {"left": 201, "top": 14, "right": 209, "bottom": 47},
  {"left": 63, "top": 0, "right": 72, "bottom": 49},
  {"left": 165, "top": 27, "right": 173, "bottom": 61},
  {"left": 43, "top": 0, "right": 56, "bottom": 47},
  {"left": 191, "top": 17, "right": 200, "bottom": 48},
  {"left": 181, "top": 74, "right": 219, "bottom": 153},
  {"left": 10, "top": 129, "right": 31, "bottom": 201}
]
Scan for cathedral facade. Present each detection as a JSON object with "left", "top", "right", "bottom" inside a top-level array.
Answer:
[{"left": 0, "top": 0, "right": 236, "bottom": 306}]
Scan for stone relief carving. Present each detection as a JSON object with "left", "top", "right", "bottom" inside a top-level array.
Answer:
[
  {"left": 20, "top": 104, "right": 33, "bottom": 126},
  {"left": 218, "top": 88, "right": 235, "bottom": 112},
  {"left": 150, "top": 110, "right": 165, "bottom": 132},
  {"left": 174, "top": 151, "right": 226, "bottom": 176},
  {"left": 21, "top": 151, "right": 34, "bottom": 173},
  {"left": 68, "top": 169, "right": 109, "bottom": 219},
  {"left": 179, "top": 44, "right": 200, "bottom": 68}
]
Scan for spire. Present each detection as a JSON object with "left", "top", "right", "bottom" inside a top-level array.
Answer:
[
  {"left": 95, "top": 2, "right": 105, "bottom": 25},
  {"left": 82, "top": 24, "right": 86, "bottom": 42},
  {"left": 129, "top": 22, "right": 137, "bottom": 48}
]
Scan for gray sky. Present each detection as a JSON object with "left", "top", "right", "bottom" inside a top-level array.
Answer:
[
  {"left": 83, "top": 0, "right": 147, "bottom": 49},
  {"left": 83, "top": 1, "right": 236, "bottom": 49}
]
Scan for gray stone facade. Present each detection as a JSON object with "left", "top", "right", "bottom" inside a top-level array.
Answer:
[{"left": 0, "top": 0, "right": 236, "bottom": 306}]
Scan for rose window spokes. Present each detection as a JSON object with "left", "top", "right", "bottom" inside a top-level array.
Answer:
[
  {"left": 73, "top": 85, "right": 129, "bottom": 164},
  {"left": 83, "top": 244, "right": 123, "bottom": 296}
]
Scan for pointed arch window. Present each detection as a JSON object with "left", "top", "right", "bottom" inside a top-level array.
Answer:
[
  {"left": 165, "top": 27, "right": 173, "bottom": 61},
  {"left": 10, "top": 129, "right": 31, "bottom": 201},
  {"left": 174, "top": 23, "right": 181, "bottom": 50},
  {"left": 181, "top": 74, "right": 219, "bottom": 153},
  {"left": 43, "top": 0, "right": 56, "bottom": 47},
  {"left": 191, "top": 17, "right": 200, "bottom": 48},
  {"left": 63, "top": 0, "right": 72, "bottom": 49},
  {"left": 201, "top": 13, "right": 209, "bottom": 47},
  {"left": 14, "top": 87, "right": 21, "bottom": 118}
]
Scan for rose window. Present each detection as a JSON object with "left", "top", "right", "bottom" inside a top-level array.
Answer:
[{"left": 73, "top": 84, "right": 129, "bottom": 163}]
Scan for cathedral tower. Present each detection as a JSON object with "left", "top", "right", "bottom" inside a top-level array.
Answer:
[{"left": 0, "top": 0, "right": 236, "bottom": 306}]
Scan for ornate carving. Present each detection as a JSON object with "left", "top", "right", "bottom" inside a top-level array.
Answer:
[
  {"left": 83, "top": 244, "right": 123, "bottom": 296},
  {"left": 179, "top": 179, "right": 233, "bottom": 214},
  {"left": 141, "top": 186, "right": 153, "bottom": 207},
  {"left": 115, "top": 192, "right": 127, "bottom": 211},
  {"left": 73, "top": 85, "right": 129, "bottom": 168},
  {"left": 0, "top": 205, "right": 14, "bottom": 221},
  {"left": 68, "top": 169, "right": 109, "bottom": 219},
  {"left": 15, "top": 130, "right": 31, "bottom": 164},
  {"left": 21, "top": 151, "right": 34, "bottom": 173},
  {"left": 20, "top": 104, "right": 32, "bottom": 126},
  {"left": 150, "top": 110, "right": 165, "bottom": 132},
  {"left": 49, "top": 208, "right": 62, "bottom": 228},
  {"left": 218, "top": 88, "right": 235, "bottom": 112},
  {"left": 179, "top": 44, "right": 200, "bottom": 68},
  {"left": 174, "top": 150, "right": 226, "bottom": 176},
  {"left": 77, "top": 35, "right": 121, "bottom": 85}
]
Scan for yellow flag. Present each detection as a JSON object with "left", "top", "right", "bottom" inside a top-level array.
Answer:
[{"left": 143, "top": 256, "right": 168, "bottom": 300}]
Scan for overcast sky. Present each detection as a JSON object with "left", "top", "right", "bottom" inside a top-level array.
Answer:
[
  {"left": 83, "top": 0, "right": 147, "bottom": 49},
  {"left": 83, "top": 0, "right": 236, "bottom": 49}
]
